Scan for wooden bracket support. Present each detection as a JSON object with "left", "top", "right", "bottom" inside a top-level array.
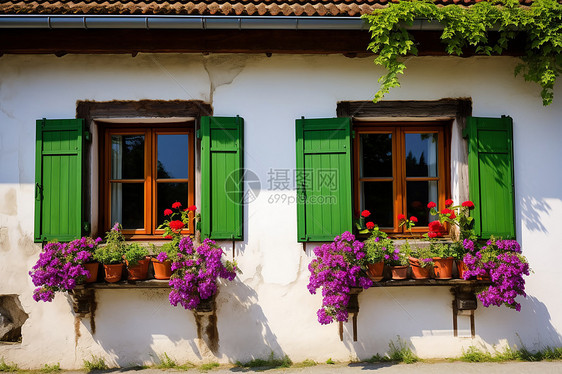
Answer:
[
  {"left": 340, "top": 288, "right": 361, "bottom": 342},
  {"left": 451, "top": 285, "right": 478, "bottom": 338}
]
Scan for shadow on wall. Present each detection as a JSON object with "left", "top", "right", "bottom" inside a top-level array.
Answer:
[
  {"left": 218, "top": 278, "right": 285, "bottom": 364},
  {"left": 75, "top": 279, "right": 285, "bottom": 367},
  {"left": 477, "top": 295, "right": 562, "bottom": 350},
  {"left": 78, "top": 289, "right": 199, "bottom": 367},
  {"left": 519, "top": 196, "right": 551, "bottom": 233},
  {"left": 342, "top": 290, "right": 561, "bottom": 360}
]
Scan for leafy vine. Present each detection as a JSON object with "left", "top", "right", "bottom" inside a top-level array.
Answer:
[{"left": 362, "top": 0, "right": 561, "bottom": 105}]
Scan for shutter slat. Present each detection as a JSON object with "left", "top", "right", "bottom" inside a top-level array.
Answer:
[
  {"left": 201, "top": 116, "right": 244, "bottom": 240},
  {"left": 35, "top": 119, "right": 84, "bottom": 242},
  {"left": 296, "top": 117, "right": 352, "bottom": 242},
  {"left": 467, "top": 116, "right": 515, "bottom": 239}
]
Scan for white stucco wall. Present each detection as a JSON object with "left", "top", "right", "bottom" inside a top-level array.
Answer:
[{"left": 0, "top": 53, "right": 561, "bottom": 369}]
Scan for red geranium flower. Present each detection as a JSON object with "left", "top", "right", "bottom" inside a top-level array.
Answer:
[
  {"left": 397, "top": 214, "right": 406, "bottom": 220},
  {"left": 428, "top": 221, "right": 447, "bottom": 238},
  {"left": 441, "top": 208, "right": 452, "bottom": 215},
  {"left": 164, "top": 209, "right": 173, "bottom": 216},
  {"left": 462, "top": 200, "right": 475, "bottom": 209},
  {"left": 164, "top": 235, "right": 173, "bottom": 239},
  {"left": 410, "top": 216, "right": 418, "bottom": 223},
  {"left": 361, "top": 210, "right": 371, "bottom": 218},
  {"left": 449, "top": 211, "right": 456, "bottom": 219},
  {"left": 445, "top": 199, "right": 454, "bottom": 207},
  {"left": 427, "top": 201, "right": 437, "bottom": 209},
  {"left": 169, "top": 220, "right": 184, "bottom": 231},
  {"left": 187, "top": 205, "right": 197, "bottom": 211},
  {"left": 428, "top": 231, "right": 438, "bottom": 238},
  {"left": 366, "top": 221, "right": 375, "bottom": 230},
  {"left": 172, "top": 201, "right": 182, "bottom": 209}
]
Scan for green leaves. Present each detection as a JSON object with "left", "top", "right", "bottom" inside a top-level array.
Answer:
[{"left": 364, "top": 0, "right": 561, "bottom": 106}]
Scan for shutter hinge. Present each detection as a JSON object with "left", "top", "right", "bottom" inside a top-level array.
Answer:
[
  {"left": 83, "top": 222, "right": 91, "bottom": 234},
  {"left": 351, "top": 130, "right": 356, "bottom": 139},
  {"left": 84, "top": 131, "right": 92, "bottom": 142},
  {"left": 196, "top": 129, "right": 201, "bottom": 139}
]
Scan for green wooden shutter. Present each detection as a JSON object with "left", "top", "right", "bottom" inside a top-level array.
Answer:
[
  {"left": 35, "top": 119, "right": 85, "bottom": 242},
  {"left": 466, "top": 116, "right": 516, "bottom": 239},
  {"left": 296, "top": 118, "right": 353, "bottom": 242},
  {"left": 200, "top": 116, "right": 244, "bottom": 240}
]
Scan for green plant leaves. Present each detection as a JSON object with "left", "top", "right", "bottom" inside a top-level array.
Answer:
[{"left": 363, "top": 0, "right": 561, "bottom": 105}]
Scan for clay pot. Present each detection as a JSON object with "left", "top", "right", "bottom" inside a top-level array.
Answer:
[
  {"left": 408, "top": 257, "right": 431, "bottom": 279},
  {"left": 103, "top": 263, "right": 123, "bottom": 283},
  {"left": 83, "top": 262, "right": 99, "bottom": 283},
  {"left": 151, "top": 258, "right": 172, "bottom": 280},
  {"left": 433, "top": 257, "right": 454, "bottom": 279},
  {"left": 457, "top": 260, "right": 468, "bottom": 279},
  {"left": 125, "top": 257, "right": 150, "bottom": 281},
  {"left": 367, "top": 261, "right": 384, "bottom": 281},
  {"left": 390, "top": 265, "right": 408, "bottom": 280}
]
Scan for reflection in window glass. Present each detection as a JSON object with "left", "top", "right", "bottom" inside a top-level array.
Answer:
[
  {"left": 362, "top": 182, "right": 393, "bottom": 228},
  {"left": 156, "top": 183, "right": 189, "bottom": 226},
  {"left": 405, "top": 133, "right": 438, "bottom": 177},
  {"left": 157, "top": 134, "right": 189, "bottom": 179},
  {"left": 111, "top": 183, "right": 144, "bottom": 230},
  {"left": 361, "top": 134, "right": 392, "bottom": 178},
  {"left": 406, "top": 181, "right": 438, "bottom": 226},
  {"left": 111, "top": 135, "right": 144, "bottom": 180}
]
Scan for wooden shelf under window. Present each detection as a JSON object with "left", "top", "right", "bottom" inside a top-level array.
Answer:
[
  {"left": 76, "top": 279, "right": 171, "bottom": 289},
  {"left": 367, "top": 279, "right": 491, "bottom": 287}
]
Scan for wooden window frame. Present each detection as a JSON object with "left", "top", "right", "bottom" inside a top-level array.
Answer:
[
  {"left": 100, "top": 122, "right": 195, "bottom": 239},
  {"left": 354, "top": 121, "right": 451, "bottom": 235}
]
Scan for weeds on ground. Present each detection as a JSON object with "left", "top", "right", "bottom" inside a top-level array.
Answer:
[
  {"left": 199, "top": 362, "right": 219, "bottom": 372},
  {"left": 460, "top": 345, "right": 562, "bottom": 362},
  {"left": 292, "top": 359, "right": 317, "bottom": 368},
  {"left": 235, "top": 352, "right": 292, "bottom": 368},
  {"left": 0, "top": 357, "right": 18, "bottom": 372},
  {"left": 155, "top": 353, "right": 195, "bottom": 370},
  {"left": 366, "top": 336, "right": 419, "bottom": 364},
  {"left": 40, "top": 363, "right": 61, "bottom": 372},
  {"left": 83, "top": 356, "right": 108, "bottom": 372},
  {"left": 460, "top": 346, "right": 496, "bottom": 362},
  {"left": 326, "top": 358, "right": 335, "bottom": 365}
]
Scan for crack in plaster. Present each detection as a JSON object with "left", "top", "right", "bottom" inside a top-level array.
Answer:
[{"left": 202, "top": 55, "right": 248, "bottom": 105}]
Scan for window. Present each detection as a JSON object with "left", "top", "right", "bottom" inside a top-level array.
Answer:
[
  {"left": 101, "top": 123, "right": 195, "bottom": 237},
  {"left": 35, "top": 102, "right": 245, "bottom": 243},
  {"left": 354, "top": 122, "right": 450, "bottom": 234}
]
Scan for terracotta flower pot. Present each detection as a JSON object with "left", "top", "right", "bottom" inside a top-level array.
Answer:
[
  {"left": 367, "top": 261, "right": 384, "bottom": 281},
  {"left": 408, "top": 257, "right": 431, "bottom": 279},
  {"left": 433, "top": 257, "right": 454, "bottom": 279},
  {"left": 103, "top": 263, "right": 123, "bottom": 283},
  {"left": 126, "top": 257, "right": 150, "bottom": 281},
  {"left": 457, "top": 260, "right": 468, "bottom": 279},
  {"left": 151, "top": 258, "right": 172, "bottom": 280},
  {"left": 391, "top": 265, "right": 408, "bottom": 280},
  {"left": 83, "top": 262, "right": 99, "bottom": 283}
]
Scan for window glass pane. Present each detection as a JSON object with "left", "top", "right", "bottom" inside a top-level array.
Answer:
[
  {"left": 111, "top": 135, "right": 144, "bottom": 179},
  {"left": 157, "top": 134, "right": 189, "bottom": 179},
  {"left": 360, "top": 134, "right": 392, "bottom": 178},
  {"left": 406, "top": 181, "right": 438, "bottom": 226},
  {"left": 157, "top": 183, "right": 190, "bottom": 227},
  {"left": 110, "top": 183, "right": 144, "bottom": 230},
  {"left": 405, "top": 133, "right": 438, "bottom": 177},
  {"left": 362, "top": 182, "right": 393, "bottom": 228}
]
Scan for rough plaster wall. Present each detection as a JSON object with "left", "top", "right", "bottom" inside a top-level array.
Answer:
[{"left": 0, "top": 53, "right": 561, "bottom": 369}]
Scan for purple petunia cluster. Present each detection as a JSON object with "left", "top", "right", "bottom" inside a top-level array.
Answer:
[
  {"left": 168, "top": 237, "right": 237, "bottom": 310},
  {"left": 462, "top": 238, "right": 530, "bottom": 311},
  {"left": 29, "top": 237, "right": 101, "bottom": 302},
  {"left": 307, "top": 231, "right": 373, "bottom": 325}
]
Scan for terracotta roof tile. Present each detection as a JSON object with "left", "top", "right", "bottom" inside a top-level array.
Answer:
[{"left": 0, "top": 0, "right": 544, "bottom": 17}]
